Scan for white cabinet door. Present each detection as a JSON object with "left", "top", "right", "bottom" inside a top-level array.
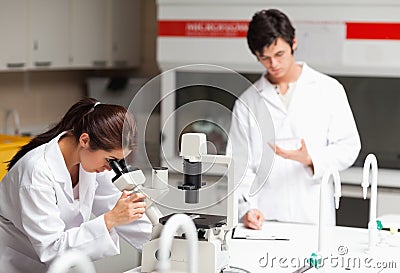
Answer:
[
  {"left": 0, "top": 0, "right": 28, "bottom": 70},
  {"left": 111, "top": 0, "right": 141, "bottom": 68},
  {"left": 29, "top": 0, "right": 70, "bottom": 69},
  {"left": 70, "top": 0, "right": 109, "bottom": 68}
]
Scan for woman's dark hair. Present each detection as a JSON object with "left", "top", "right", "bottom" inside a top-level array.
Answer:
[
  {"left": 7, "top": 97, "right": 137, "bottom": 170},
  {"left": 247, "top": 9, "right": 295, "bottom": 56}
]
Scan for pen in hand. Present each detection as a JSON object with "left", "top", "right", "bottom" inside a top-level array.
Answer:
[{"left": 242, "top": 194, "right": 263, "bottom": 230}]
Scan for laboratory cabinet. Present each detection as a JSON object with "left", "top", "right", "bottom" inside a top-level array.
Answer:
[
  {"left": 0, "top": 0, "right": 28, "bottom": 71},
  {"left": 70, "top": 0, "right": 109, "bottom": 68},
  {"left": 29, "top": 0, "right": 70, "bottom": 68},
  {"left": 0, "top": 0, "right": 141, "bottom": 71},
  {"left": 111, "top": 0, "right": 141, "bottom": 67}
]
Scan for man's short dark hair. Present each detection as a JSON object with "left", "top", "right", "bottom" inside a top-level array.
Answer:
[{"left": 247, "top": 9, "right": 296, "bottom": 56}]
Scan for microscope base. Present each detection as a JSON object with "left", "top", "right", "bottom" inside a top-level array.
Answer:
[{"left": 141, "top": 237, "right": 229, "bottom": 273}]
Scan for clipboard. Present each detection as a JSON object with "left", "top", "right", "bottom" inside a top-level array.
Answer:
[{"left": 232, "top": 223, "right": 290, "bottom": 241}]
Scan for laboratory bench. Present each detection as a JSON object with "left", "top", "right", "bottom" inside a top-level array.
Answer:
[{"left": 125, "top": 221, "right": 400, "bottom": 273}]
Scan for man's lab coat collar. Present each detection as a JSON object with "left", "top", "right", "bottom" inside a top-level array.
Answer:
[
  {"left": 258, "top": 62, "right": 317, "bottom": 95},
  {"left": 257, "top": 62, "right": 317, "bottom": 112}
]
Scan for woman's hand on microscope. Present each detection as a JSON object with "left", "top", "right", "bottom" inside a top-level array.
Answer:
[
  {"left": 104, "top": 191, "right": 147, "bottom": 230},
  {"left": 244, "top": 208, "right": 265, "bottom": 230}
]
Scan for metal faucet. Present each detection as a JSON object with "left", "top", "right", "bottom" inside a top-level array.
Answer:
[
  {"left": 46, "top": 249, "right": 96, "bottom": 273},
  {"left": 4, "top": 109, "right": 20, "bottom": 135},
  {"left": 318, "top": 168, "right": 342, "bottom": 253},
  {"left": 361, "top": 153, "right": 379, "bottom": 250},
  {"left": 158, "top": 213, "right": 198, "bottom": 273}
]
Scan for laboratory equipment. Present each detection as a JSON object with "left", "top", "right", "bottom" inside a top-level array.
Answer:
[
  {"left": 47, "top": 249, "right": 96, "bottom": 273},
  {"left": 317, "top": 169, "right": 341, "bottom": 257},
  {"left": 158, "top": 213, "right": 198, "bottom": 273},
  {"left": 110, "top": 133, "right": 238, "bottom": 273},
  {"left": 3, "top": 108, "right": 20, "bottom": 135},
  {"left": 377, "top": 214, "right": 400, "bottom": 247},
  {"left": 361, "top": 153, "right": 379, "bottom": 250},
  {"left": 108, "top": 159, "right": 167, "bottom": 238},
  {"left": 295, "top": 169, "right": 341, "bottom": 272}
]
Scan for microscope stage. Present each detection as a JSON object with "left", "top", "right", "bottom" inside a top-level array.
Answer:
[{"left": 159, "top": 213, "right": 226, "bottom": 229}]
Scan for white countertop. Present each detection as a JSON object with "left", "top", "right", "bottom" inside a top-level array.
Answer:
[
  {"left": 228, "top": 222, "right": 400, "bottom": 272},
  {"left": 125, "top": 221, "right": 400, "bottom": 273}
]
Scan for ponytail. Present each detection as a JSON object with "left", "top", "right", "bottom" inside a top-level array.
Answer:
[{"left": 7, "top": 97, "right": 136, "bottom": 170}]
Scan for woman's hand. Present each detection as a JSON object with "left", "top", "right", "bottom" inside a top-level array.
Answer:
[
  {"left": 104, "top": 191, "right": 146, "bottom": 230},
  {"left": 243, "top": 208, "right": 265, "bottom": 230}
]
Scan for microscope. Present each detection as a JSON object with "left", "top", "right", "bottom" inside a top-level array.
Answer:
[{"left": 109, "top": 133, "right": 237, "bottom": 273}]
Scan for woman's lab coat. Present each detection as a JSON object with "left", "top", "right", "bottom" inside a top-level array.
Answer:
[
  {"left": 228, "top": 63, "right": 361, "bottom": 224},
  {"left": 0, "top": 133, "right": 152, "bottom": 273}
]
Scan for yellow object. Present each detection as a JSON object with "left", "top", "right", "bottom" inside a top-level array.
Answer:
[
  {"left": 390, "top": 227, "right": 398, "bottom": 234},
  {"left": 0, "top": 135, "right": 31, "bottom": 180}
]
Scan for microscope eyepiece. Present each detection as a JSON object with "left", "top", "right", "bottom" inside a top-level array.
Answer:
[
  {"left": 108, "top": 159, "right": 124, "bottom": 176},
  {"left": 108, "top": 158, "right": 139, "bottom": 183}
]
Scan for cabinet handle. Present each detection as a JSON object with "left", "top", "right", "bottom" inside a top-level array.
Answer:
[
  {"left": 113, "top": 60, "right": 128, "bottom": 67},
  {"left": 34, "top": 61, "right": 52, "bottom": 67},
  {"left": 92, "top": 60, "right": 107, "bottom": 67},
  {"left": 7, "top": 62, "right": 25, "bottom": 68}
]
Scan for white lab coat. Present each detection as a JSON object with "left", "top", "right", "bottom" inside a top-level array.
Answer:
[
  {"left": 228, "top": 63, "right": 361, "bottom": 225},
  {"left": 0, "top": 133, "right": 152, "bottom": 273}
]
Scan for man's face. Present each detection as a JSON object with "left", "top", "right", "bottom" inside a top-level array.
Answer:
[{"left": 255, "top": 37, "right": 297, "bottom": 80}]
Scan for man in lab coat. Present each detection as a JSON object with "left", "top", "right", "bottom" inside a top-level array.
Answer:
[{"left": 228, "top": 9, "right": 361, "bottom": 229}]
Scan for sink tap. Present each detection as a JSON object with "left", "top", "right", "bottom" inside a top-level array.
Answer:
[
  {"left": 158, "top": 213, "right": 198, "bottom": 273},
  {"left": 46, "top": 249, "right": 96, "bottom": 273},
  {"left": 361, "top": 153, "right": 378, "bottom": 250},
  {"left": 318, "top": 168, "right": 341, "bottom": 254},
  {"left": 4, "top": 109, "right": 20, "bottom": 135}
]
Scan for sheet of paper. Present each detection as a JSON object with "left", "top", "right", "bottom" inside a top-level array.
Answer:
[{"left": 232, "top": 223, "right": 290, "bottom": 240}]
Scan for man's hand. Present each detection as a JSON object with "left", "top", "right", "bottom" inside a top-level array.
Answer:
[
  {"left": 243, "top": 209, "right": 265, "bottom": 230},
  {"left": 270, "top": 139, "right": 314, "bottom": 172}
]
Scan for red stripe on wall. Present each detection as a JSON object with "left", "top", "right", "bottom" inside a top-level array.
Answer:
[
  {"left": 158, "top": 20, "right": 400, "bottom": 40},
  {"left": 346, "top": 22, "right": 400, "bottom": 40},
  {"left": 158, "top": 20, "right": 249, "bottom": 38}
]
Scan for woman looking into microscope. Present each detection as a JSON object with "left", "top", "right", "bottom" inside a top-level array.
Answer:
[{"left": 0, "top": 97, "right": 151, "bottom": 272}]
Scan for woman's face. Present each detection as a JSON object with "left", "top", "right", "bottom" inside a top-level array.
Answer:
[
  {"left": 82, "top": 148, "right": 125, "bottom": 173},
  {"left": 78, "top": 133, "right": 126, "bottom": 173}
]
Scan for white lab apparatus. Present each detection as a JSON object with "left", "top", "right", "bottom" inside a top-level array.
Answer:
[
  {"left": 361, "top": 153, "right": 379, "bottom": 251},
  {"left": 151, "top": 167, "right": 168, "bottom": 189},
  {"left": 110, "top": 133, "right": 238, "bottom": 273},
  {"left": 377, "top": 214, "right": 400, "bottom": 247},
  {"left": 157, "top": 213, "right": 198, "bottom": 273},
  {"left": 109, "top": 160, "right": 167, "bottom": 239},
  {"left": 141, "top": 133, "right": 237, "bottom": 273},
  {"left": 296, "top": 169, "right": 342, "bottom": 273},
  {"left": 318, "top": 169, "right": 342, "bottom": 254},
  {"left": 47, "top": 250, "right": 96, "bottom": 273}
]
